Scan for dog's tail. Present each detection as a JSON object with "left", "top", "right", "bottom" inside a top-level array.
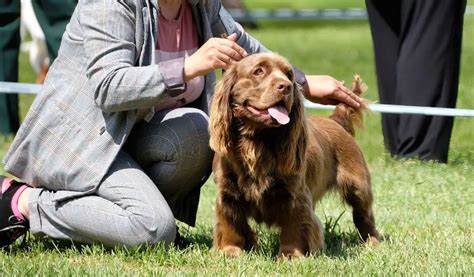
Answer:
[{"left": 329, "top": 75, "right": 369, "bottom": 137}]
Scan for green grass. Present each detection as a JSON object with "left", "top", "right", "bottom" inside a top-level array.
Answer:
[{"left": 1, "top": 7, "right": 473, "bottom": 276}]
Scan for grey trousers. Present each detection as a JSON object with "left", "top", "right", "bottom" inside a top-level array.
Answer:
[{"left": 28, "top": 108, "right": 213, "bottom": 247}]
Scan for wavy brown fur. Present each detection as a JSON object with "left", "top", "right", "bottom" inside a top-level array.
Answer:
[
  {"left": 329, "top": 75, "right": 368, "bottom": 136},
  {"left": 209, "top": 53, "right": 380, "bottom": 259}
]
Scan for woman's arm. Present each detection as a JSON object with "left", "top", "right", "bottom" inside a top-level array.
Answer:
[{"left": 80, "top": 0, "right": 178, "bottom": 113}]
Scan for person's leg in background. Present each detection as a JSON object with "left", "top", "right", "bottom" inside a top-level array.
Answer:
[
  {"left": 20, "top": 0, "right": 50, "bottom": 84},
  {"left": 31, "top": 0, "right": 77, "bottom": 61},
  {"left": 0, "top": 0, "right": 21, "bottom": 136},
  {"left": 395, "top": 0, "right": 466, "bottom": 163},
  {"left": 365, "top": 0, "right": 401, "bottom": 155}
]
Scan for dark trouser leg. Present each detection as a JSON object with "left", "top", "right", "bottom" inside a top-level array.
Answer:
[
  {"left": 396, "top": 0, "right": 466, "bottom": 162},
  {"left": 0, "top": 0, "right": 20, "bottom": 135},
  {"left": 366, "top": 0, "right": 466, "bottom": 163},
  {"left": 31, "top": 0, "right": 77, "bottom": 60},
  {"left": 365, "top": 0, "right": 401, "bottom": 154},
  {"left": 125, "top": 108, "right": 213, "bottom": 226}
]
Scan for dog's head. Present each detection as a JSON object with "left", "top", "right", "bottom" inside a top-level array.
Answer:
[
  {"left": 210, "top": 53, "right": 307, "bottom": 173},
  {"left": 215, "top": 53, "right": 299, "bottom": 124}
]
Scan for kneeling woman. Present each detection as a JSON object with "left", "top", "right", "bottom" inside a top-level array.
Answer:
[{"left": 1, "top": 0, "right": 361, "bottom": 248}]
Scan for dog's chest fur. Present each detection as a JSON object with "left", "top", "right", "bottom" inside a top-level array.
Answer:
[{"left": 228, "top": 136, "right": 297, "bottom": 212}]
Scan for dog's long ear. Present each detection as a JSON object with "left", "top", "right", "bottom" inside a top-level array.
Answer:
[
  {"left": 278, "top": 83, "right": 307, "bottom": 175},
  {"left": 209, "top": 66, "right": 238, "bottom": 156}
]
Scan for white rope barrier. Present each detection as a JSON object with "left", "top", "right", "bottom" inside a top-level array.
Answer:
[
  {"left": 0, "top": 82, "right": 41, "bottom": 95},
  {"left": 1, "top": 81, "right": 473, "bottom": 117},
  {"left": 304, "top": 102, "right": 474, "bottom": 117}
]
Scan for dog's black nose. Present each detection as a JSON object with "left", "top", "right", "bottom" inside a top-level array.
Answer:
[{"left": 276, "top": 81, "right": 292, "bottom": 95}]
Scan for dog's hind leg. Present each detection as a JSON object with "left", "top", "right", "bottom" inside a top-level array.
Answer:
[{"left": 339, "top": 171, "right": 381, "bottom": 245}]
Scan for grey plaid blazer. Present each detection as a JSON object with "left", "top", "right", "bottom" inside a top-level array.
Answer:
[{"left": 3, "top": 0, "right": 269, "bottom": 209}]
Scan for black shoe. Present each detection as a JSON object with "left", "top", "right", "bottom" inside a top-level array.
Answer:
[
  {"left": 0, "top": 176, "right": 30, "bottom": 249},
  {"left": 173, "top": 227, "right": 192, "bottom": 249}
]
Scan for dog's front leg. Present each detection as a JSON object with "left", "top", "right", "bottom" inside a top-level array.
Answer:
[
  {"left": 213, "top": 198, "right": 256, "bottom": 257},
  {"left": 278, "top": 194, "right": 324, "bottom": 259}
]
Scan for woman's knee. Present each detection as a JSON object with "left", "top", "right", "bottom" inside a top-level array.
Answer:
[
  {"left": 136, "top": 108, "right": 213, "bottom": 189},
  {"left": 152, "top": 209, "right": 177, "bottom": 246},
  {"left": 130, "top": 204, "right": 177, "bottom": 246},
  {"left": 172, "top": 108, "right": 213, "bottom": 173},
  {"left": 127, "top": 108, "right": 212, "bottom": 168},
  {"left": 163, "top": 107, "right": 211, "bottom": 150}
]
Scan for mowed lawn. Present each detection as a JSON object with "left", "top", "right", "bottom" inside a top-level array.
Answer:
[{"left": 1, "top": 4, "right": 473, "bottom": 276}]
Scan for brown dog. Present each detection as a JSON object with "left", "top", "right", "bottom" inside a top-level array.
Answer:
[{"left": 209, "top": 53, "right": 380, "bottom": 258}]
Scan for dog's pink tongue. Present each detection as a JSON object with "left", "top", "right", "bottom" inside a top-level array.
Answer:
[{"left": 268, "top": 106, "right": 290, "bottom": 125}]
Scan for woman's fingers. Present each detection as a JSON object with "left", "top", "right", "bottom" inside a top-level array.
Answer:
[
  {"left": 340, "top": 92, "right": 361, "bottom": 107},
  {"left": 212, "top": 51, "right": 234, "bottom": 69},
  {"left": 206, "top": 42, "right": 246, "bottom": 70},
  {"left": 210, "top": 35, "right": 247, "bottom": 59},
  {"left": 227, "top": 33, "right": 238, "bottom": 41},
  {"left": 337, "top": 85, "right": 361, "bottom": 107},
  {"left": 215, "top": 40, "right": 247, "bottom": 60},
  {"left": 185, "top": 35, "right": 248, "bottom": 79},
  {"left": 339, "top": 84, "right": 362, "bottom": 102},
  {"left": 219, "top": 45, "right": 245, "bottom": 62},
  {"left": 226, "top": 33, "right": 248, "bottom": 57}
]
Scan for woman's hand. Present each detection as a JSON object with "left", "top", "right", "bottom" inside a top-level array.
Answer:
[
  {"left": 303, "top": 75, "right": 362, "bottom": 108},
  {"left": 184, "top": 33, "right": 247, "bottom": 81}
]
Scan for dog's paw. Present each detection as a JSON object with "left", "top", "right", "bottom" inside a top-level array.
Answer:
[
  {"left": 366, "top": 235, "right": 381, "bottom": 247},
  {"left": 222, "top": 245, "right": 244, "bottom": 258},
  {"left": 278, "top": 246, "right": 304, "bottom": 260}
]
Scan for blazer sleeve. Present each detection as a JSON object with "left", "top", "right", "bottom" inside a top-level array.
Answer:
[
  {"left": 209, "top": 1, "right": 268, "bottom": 54},
  {"left": 208, "top": 1, "right": 307, "bottom": 87},
  {"left": 80, "top": 0, "right": 184, "bottom": 113}
]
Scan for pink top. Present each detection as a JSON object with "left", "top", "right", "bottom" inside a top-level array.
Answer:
[{"left": 138, "top": 2, "right": 204, "bottom": 120}]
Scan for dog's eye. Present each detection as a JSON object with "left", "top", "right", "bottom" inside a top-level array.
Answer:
[
  {"left": 286, "top": 71, "right": 294, "bottom": 80},
  {"left": 253, "top": 68, "right": 264, "bottom": 76}
]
